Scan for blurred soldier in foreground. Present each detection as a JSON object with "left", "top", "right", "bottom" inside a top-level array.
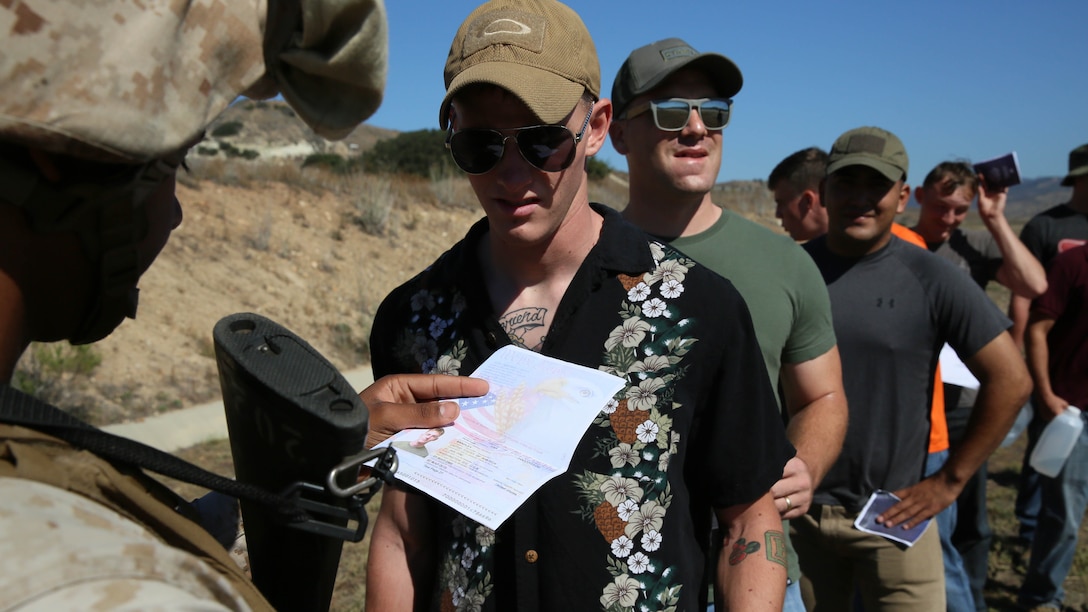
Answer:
[{"left": 0, "top": 2, "right": 484, "bottom": 608}]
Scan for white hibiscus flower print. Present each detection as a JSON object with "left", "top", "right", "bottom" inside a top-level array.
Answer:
[
  {"left": 602, "top": 397, "right": 619, "bottom": 414},
  {"left": 627, "top": 282, "right": 651, "bottom": 302},
  {"left": 432, "top": 354, "right": 461, "bottom": 376},
  {"left": 609, "top": 443, "right": 640, "bottom": 468},
  {"left": 460, "top": 547, "right": 477, "bottom": 569},
  {"left": 600, "top": 574, "right": 642, "bottom": 608},
  {"left": 649, "top": 258, "right": 688, "bottom": 285},
  {"left": 649, "top": 242, "right": 665, "bottom": 262},
  {"left": 452, "top": 586, "right": 466, "bottom": 606},
  {"left": 631, "top": 354, "right": 670, "bottom": 373},
  {"left": 461, "top": 591, "right": 485, "bottom": 612},
  {"left": 636, "top": 419, "right": 660, "bottom": 443},
  {"left": 642, "top": 298, "right": 668, "bottom": 318},
  {"left": 660, "top": 278, "right": 684, "bottom": 299},
  {"left": 617, "top": 499, "right": 639, "bottom": 521},
  {"left": 628, "top": 552, "right": 651, "bottom": 574},
  {"left": 600, "top": 475, "right": 644, "bottom": 507},
  {"left": 625, "top": 377, "right": 665, "bottom": 411},
  {"left": 641, "top": 529, "right": 662, "bottom": 551},
  {"left": 475, "top": 526, "right": 495, "bottom": 548},
  {"left": 611, "top": 535, "right": 634, "bottom": 558},
  {"left": 605, "top": 316, "right": 652, "bottom": 350},
  {"left": 625, "top": 500, "right": 667, "bottom": 539}
]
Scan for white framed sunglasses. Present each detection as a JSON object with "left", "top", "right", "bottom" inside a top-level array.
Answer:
[{"left": 622, "top": 97, "right": 732, "bottom": 131}]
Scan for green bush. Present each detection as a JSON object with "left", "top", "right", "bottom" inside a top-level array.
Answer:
[
  {"left": 302, "top": 153, "right": 353, "bottom": 173},
  {"left": 586, "top": 157, "right": 612, "bottom": 181},
  {"left": 211, "top": 120, "right": 243, "bottom": 138},
  {"left": 13, "top": 343, "right": 102, "bottom": 415},
  {"left": 219, "top": 141, "right": 260, "bottom": 160},
  {"left": 360, "top": 129, "right": 456, "bottom": 177}
]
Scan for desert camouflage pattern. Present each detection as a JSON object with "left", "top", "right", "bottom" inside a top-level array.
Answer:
[
  {"left": 0, "top": 0, "right": 388, "bottom": 163},
  {"left": 0, "top": 478, "right": 253, "bottom": 610},
  {"left": 0, "top": 422, "right": 273, "bottom": 610}
]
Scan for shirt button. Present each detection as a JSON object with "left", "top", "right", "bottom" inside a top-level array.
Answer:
[
  {"left": 486, "top": 332, "right": 498, "bottom": 348},
  {"left": 524, "top": 549, "right": 539, "bottom": 563}
]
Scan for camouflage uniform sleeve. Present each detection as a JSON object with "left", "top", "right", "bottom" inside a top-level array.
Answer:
[
  {"left": 0, "top": 477, "right": 252, "bottom": 610},
  {"left": 0, "top": 0, "right": 387, "bottom": 162}
]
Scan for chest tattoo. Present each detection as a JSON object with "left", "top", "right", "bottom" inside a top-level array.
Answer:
[{"left": 499, "top": 306, "right": 548, "bottom": 351}]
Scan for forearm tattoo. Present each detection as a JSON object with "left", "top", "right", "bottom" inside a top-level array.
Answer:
[
  {"left": 728, "top": 538, "right": 760, "bottom": 566},
  {"left": 764, "top": 530, "right": 787, "bottom": 567},
  {"left": 726, "top": 531, "right": 787, "bottom": 568}
]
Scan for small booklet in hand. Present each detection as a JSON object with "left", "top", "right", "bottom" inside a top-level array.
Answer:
[
  {"left": 973, "top": 151, "right": 1021, "bottom": 190},
  {"left": 853, "top": 490, "right": 932, "bottom": 547}
]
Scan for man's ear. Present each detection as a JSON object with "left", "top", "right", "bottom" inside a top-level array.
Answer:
[
  {"left": 897, "top": 183, "right": 911, "bottom": 214},
  {"left": 913, "top": 185, "right": 927, "bottom": 205},
  {"left": 797, "top": 189, "right": 814, "bottom": 214},
  {"left": 584, "top": 98, "right": 613, "bottom": 157},
  {"left": 608, "top": 117, "right": 629, "bottom": 155}
]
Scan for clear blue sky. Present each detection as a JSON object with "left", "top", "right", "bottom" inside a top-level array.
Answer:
[{"left": 366, "top": 1, "right": 1087, "bottom": 183}]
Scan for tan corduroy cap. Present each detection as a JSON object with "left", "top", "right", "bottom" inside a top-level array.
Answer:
[{"left": 439, "top": 0, "right": 600, "bottom": 129}]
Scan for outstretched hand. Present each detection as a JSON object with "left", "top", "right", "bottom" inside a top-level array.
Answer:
[{"left": 361, "top": 374, "right": 489, "bottom": 448}]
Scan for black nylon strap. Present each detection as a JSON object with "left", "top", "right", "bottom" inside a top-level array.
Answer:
[{"left": 0, "top": 385, "right": 304, "bottom": 522}]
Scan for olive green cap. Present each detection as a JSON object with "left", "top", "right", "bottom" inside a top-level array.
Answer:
[
  {"left": 1061, "top": 143, "right": 1088, "bottom": 187},
  {"left": 611, "top": 37, "right": 742, "bottom": 119},
  {"left": 827, "top": 126, "right": 909, "bottom": 182}
]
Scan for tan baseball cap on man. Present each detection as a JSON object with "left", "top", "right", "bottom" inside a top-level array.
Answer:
[
  {"left": 827, "top": 126, "right": 910, "bottom": 183},
  {"left": 1061, "top": 143, "right": 1088, "bottom": 187},
  {"left": 439, "top": 0, "right": 600, "bottom": 129}
]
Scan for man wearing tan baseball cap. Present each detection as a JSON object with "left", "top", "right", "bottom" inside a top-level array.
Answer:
[{"left": 366, "top": 2, "right": 794, "bottom": 610}]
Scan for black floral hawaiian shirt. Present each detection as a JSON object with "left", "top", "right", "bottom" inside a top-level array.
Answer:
[{"left": 370, "top": 204, "right": 793, "bottom": 611}]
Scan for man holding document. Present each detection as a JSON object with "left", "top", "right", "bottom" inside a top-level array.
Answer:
[{"left": 365, "top": 1, "right": 793, "bottom": 610}]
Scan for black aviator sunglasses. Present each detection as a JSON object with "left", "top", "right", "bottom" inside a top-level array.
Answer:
[{"left": 446, "top": 102, "right": 595, "bottom": 175}]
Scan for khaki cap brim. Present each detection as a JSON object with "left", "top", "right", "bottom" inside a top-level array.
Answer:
[{"left": 440, "top": 63, "right": 586, "bottom": 129}]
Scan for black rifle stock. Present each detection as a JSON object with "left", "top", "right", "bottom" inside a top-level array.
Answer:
[{"left": 214, "top": 313, "right": 385, "bottom": 611}]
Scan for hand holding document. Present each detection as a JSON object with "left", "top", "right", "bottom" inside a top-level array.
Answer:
[
  {"left": 973, "top": 151, "right": 1021, "bottom": 190},
  {"left": 377, "top": 346, "right": 626, "bottom": 529},
  {"left": 854, "top": 490, "right": 932, "bottom": 547}
]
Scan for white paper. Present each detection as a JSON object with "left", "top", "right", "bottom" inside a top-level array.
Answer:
[
  {"left": 939, "top": 343, "right": 979, "bottom": 390},
  {"left": 853, "top": 490, "right": 932, "bottom": 547},
  {"left": 377, "top": 345, "right": 626, "bottom": 529}
]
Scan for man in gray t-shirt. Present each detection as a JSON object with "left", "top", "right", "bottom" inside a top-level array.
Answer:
[{"left": 794, "top": 127, "right": 1032, "bottom": 611}]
